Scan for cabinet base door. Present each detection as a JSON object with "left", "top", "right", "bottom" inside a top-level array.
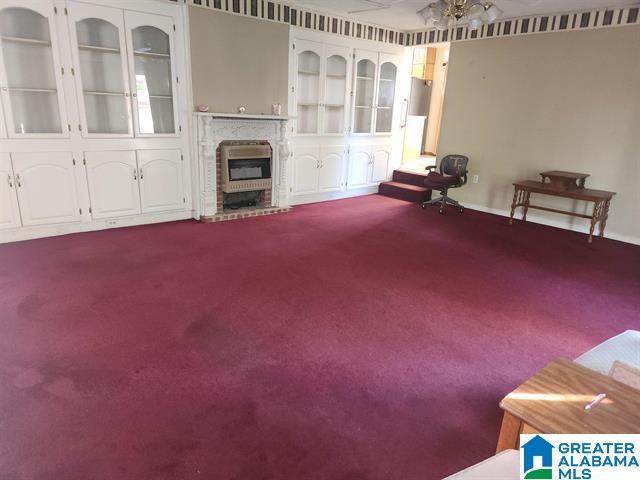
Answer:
[
  {"left": 137, "top": 149, "right": 184, "bottom": 213},
  {"left": 318, "top": 146, "right": 344, "bottom": 193},
  {"left": 347, "top": 147, "right": 371, "bottom": 190},
  {"left": 12, "top": 152, "right": 81, "bottom": 226},
  {"left": 0, "top": 153, "right": 21, "bottom": 230},
  {"left": 292, "top": 146, "right": 320, "bottom": 195},
  {"left": 86, "top": 151, "right": 141, "bottom": 219},
  {"left": 371, "top": 146, "right": 391, "bottom": 184}
]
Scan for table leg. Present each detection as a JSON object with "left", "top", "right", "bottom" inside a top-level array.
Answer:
[
  {"left": 599, "top": 200, "right": 611, "bottom": 238},
  {"left": 588, "top": 201, "right": 601, "bottom": 243},
  {"left": 509, "top": 188, "right": 519, "bottom": 225},
  {"left": 496, "top": 411, "right": 523, "bottom": 453},
  {"left": 522, "top": 192, "right": 531, "bottom": 222}
]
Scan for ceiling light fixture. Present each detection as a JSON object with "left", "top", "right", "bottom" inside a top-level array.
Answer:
[{"left": 417, "top": 0, "right": 504, "bottom": 31}]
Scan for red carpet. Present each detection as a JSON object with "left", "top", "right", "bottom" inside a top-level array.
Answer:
[{"left": 0, "top": 195, "right": 638, "bottom": 480}]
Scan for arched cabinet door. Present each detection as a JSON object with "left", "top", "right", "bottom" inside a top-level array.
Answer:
[
  {"left": 371, "top": 146, "right": 391, "bottom": 183},
  {"left": 11, "top": 152, "right": 81, "bottom": 226},
  {"left": 67, "top": 2, "right": 133, "bottom": 137},
  {"left": 295, "top": 40, "right": 323, "bottom": 135},
  {"left": 137, "top": 150, "right": 183, "bottom": 213},
  {"left": 375, "top": 56, "right": 399, "bottom": 134},
  {"left": 0, "top": 1, "right": 69, "bottom": 138},
  {"left": 125, "top": 12, "right": 179, "bottom": 137},
  {"left": 322, "top": 45, "right": 351, "bottom": 135},
  {"left": 292, "top": 147, "right": 320, "bottom": 195},
  {"left": 348, "top": 146, "right": 372, "bottom": 189},
  {"left": 318, "top": 146, "right": 345, "bottom": 193},
  {"left": 85, "top": 151, "right": 141, "bottom": 219},
  {"left": 352, "top": 50, "right": 378, "bottom": 135}
]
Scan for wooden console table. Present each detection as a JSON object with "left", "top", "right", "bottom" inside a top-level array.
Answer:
[
  {"left": 509, "top": 177, "right": 616, "bottom": 243},
  {"left": 496, "top": 359, "right": 640, "bottom": 453}
]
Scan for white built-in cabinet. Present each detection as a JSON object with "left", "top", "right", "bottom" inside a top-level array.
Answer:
[
  {"left": 86, "top": 149, "right": 183, "bottom": 218},
  {"left": 11, "top": 152, "right": 82, "bottom": 226},
  {"left": 347, "top": 145, "right": 392, "bottom": 190},
  {"left": 292, "top": 145, "right": 346, "bottom": 195},
  {"left": 295, "top": 40, "right": 351, "bottom": 136},
  {"left": 0, "top": 1, "right": 69, "bottom": 137},
  {"left": 290, "top": 32, "right": 406, "bottom": 205},
  {"left": 0, "top": 0, "right": 191, "bottom": 243}
]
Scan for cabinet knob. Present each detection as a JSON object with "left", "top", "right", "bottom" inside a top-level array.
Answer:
[
  {"left": 7, "top": 174, "right": 13, "bottom": 188},
  {"left": 139, "top": 168, "right": 143, "bottom": 180},
  {"left": 15, "top": 174, "right": 21, "bottom": 187},
  {"left": 133, "top": 169, "right": 137, "bottom": 180}
]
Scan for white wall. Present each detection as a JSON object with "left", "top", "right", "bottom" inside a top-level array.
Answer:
[{"left": 437, "top": 25, "right": 640, "bottom": 243}]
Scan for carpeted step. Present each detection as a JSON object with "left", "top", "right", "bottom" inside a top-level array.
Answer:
[
  {"left": 392, "top": 169, "right": 430, "bottom": 188},
  {"left": 378, "top": 181, "right": 431, "bottom": 203}
]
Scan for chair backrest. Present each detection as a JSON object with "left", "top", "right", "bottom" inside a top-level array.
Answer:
[{"left": 440, "top": 155, "right": 469, "bottom": 177}]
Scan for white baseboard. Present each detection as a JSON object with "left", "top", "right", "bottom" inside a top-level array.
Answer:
[
  {"left": 1, "top": 210, "right": 195, "bottom": 244},
  {"left": 464, "top": 202, "right": 640, "bottom": 246},
  {"left": 290, "top": 186, "right": 379, "bottom": 206}
]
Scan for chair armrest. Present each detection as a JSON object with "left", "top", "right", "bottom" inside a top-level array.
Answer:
[{"left": 425, "top": 165, "right": 437, "bottom": 172}]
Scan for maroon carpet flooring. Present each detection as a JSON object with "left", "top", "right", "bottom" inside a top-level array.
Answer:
[{"left": 1, "top": 195, "right": 639, "bottom": 480}]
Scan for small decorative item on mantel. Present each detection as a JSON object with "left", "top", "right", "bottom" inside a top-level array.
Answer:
[
  {"left": 238, "top": 106, "right": 246, "bottom": 114},
  {"left": 197, "top": 104, "right": 209, "bottom": 113},
  {"left": 272, "top": 103, "right": 282, "bottom": 116}
]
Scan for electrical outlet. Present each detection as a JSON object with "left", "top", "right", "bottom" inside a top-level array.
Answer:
[{"left": 472, "top": 174, "right": 479, "bottom": 184}]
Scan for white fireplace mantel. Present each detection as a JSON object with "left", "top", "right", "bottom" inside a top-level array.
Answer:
[{"left": 194, "top": 112, "right": 291, "bottom": 218}]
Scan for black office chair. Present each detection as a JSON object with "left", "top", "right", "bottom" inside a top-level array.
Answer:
[{"left": 421, "top": 154, "right": 469, "bottom": 214}]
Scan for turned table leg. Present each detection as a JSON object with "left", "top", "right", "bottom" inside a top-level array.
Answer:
[
  {"left": 588, "top": 201, "right": 602, "bottom": 243},
  {"left": 509, "top": 188, "right": 520, "bottom": 225},
  {"left": 522, "top": 191, "right": 531, "bottom": 222},
  {"left": 599, "top": 200, "right": 611, "bottom": 238}
]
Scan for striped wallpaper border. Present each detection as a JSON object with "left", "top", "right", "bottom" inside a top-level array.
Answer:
[
  {"left": 178, "top": 0, "right": 405, "bottom": 45},
  {"left": 172, "top": 0, "right": 640, "bottom": 47},
  {"left": 406, "top": 6, "right": 640, "bottom": 46}
]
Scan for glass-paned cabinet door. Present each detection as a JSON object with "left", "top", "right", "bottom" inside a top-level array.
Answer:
[
  {"left": 375, "top": 60, "right": 398, "bottom": 134},
  {"left": 0, "top": 2, "right": 68, "bottom": 137},
  {"left": 322, "top": 45, "right": 350, "bottom": 135},
  {"left": 125, "top": 11, "right": 178, "bottom": 136},
  {"left": 353, "top": 52, "right": 377, "bottom": 134},
  {"left": 68, "top": 2, "right": 132, "bottom": 136},
  {"left": 296, "top": 41, "right": 322, "bottom": 135}
]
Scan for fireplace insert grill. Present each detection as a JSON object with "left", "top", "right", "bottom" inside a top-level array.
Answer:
[{"left": 221, "top": 144, "right": 273, "bottom": 193}]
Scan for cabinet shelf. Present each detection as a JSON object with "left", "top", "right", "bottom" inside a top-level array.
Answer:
[
  {"left": 148, "top": 94, "right": 173, "bottom": 99},
  {"left": 298, "top": 102, "right": 319, "bottom": 107},
  {"left": 9, "top": 87, "right": 57, "bottom": 93},
  {"left": 298, "top": 70, "right": 320, "bottom": 76},
  {"left": 326, "top": 74, "right": 346, "bottom": 79},
  {"left": 356, "top": 76, "right": 374, "bottom": 81},
  {"left": 134, "top": 50, "right": 170, "bottom": 58},
  {"left": 379, "top": 78, "right": 395, "bottom": 82},
  {"left": 324, "top": 104, "right": 344, "bottom": 108},
  {"left": 84, "top": 90, "right": 125, "bottom": 96},
  {"left": 1, "top": 36, "right": 51, "bottom": 46},
  {"left": 78, "top": 44, "right": 120, "bottom": 53}
]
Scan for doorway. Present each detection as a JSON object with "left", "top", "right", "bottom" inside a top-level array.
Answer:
[{"left": 401, "top": 43, "right": 450, "bottom": 172}]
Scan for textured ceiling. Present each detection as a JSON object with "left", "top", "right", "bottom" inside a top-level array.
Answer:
[{"left": 283, "top": 0, "right": 640, "bottom": 30}]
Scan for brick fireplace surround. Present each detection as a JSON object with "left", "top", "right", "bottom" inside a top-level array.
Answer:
[{"left": 195, "top": 113, "right": 292, "bottom": 222}]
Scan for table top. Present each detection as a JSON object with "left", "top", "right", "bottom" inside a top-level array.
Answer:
[
  {"left": 513, "top": 180, "right": 616, "bottom": 200},
  {"left": 500, "top": 359, "right": 640, "bottom": 434},
  {"left": 540, "top": 171, "right": 590, "bottom": 180}
]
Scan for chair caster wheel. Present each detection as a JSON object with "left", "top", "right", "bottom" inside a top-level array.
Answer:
[
  {"left": 439, "top": 209, "right": 444, "bottom": 214},
  {"left": 421, "top": 203, "right": 426, "bottom": 209},
  {"left": 459, "top": 207, "right": 464, "bottom": 213}
]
